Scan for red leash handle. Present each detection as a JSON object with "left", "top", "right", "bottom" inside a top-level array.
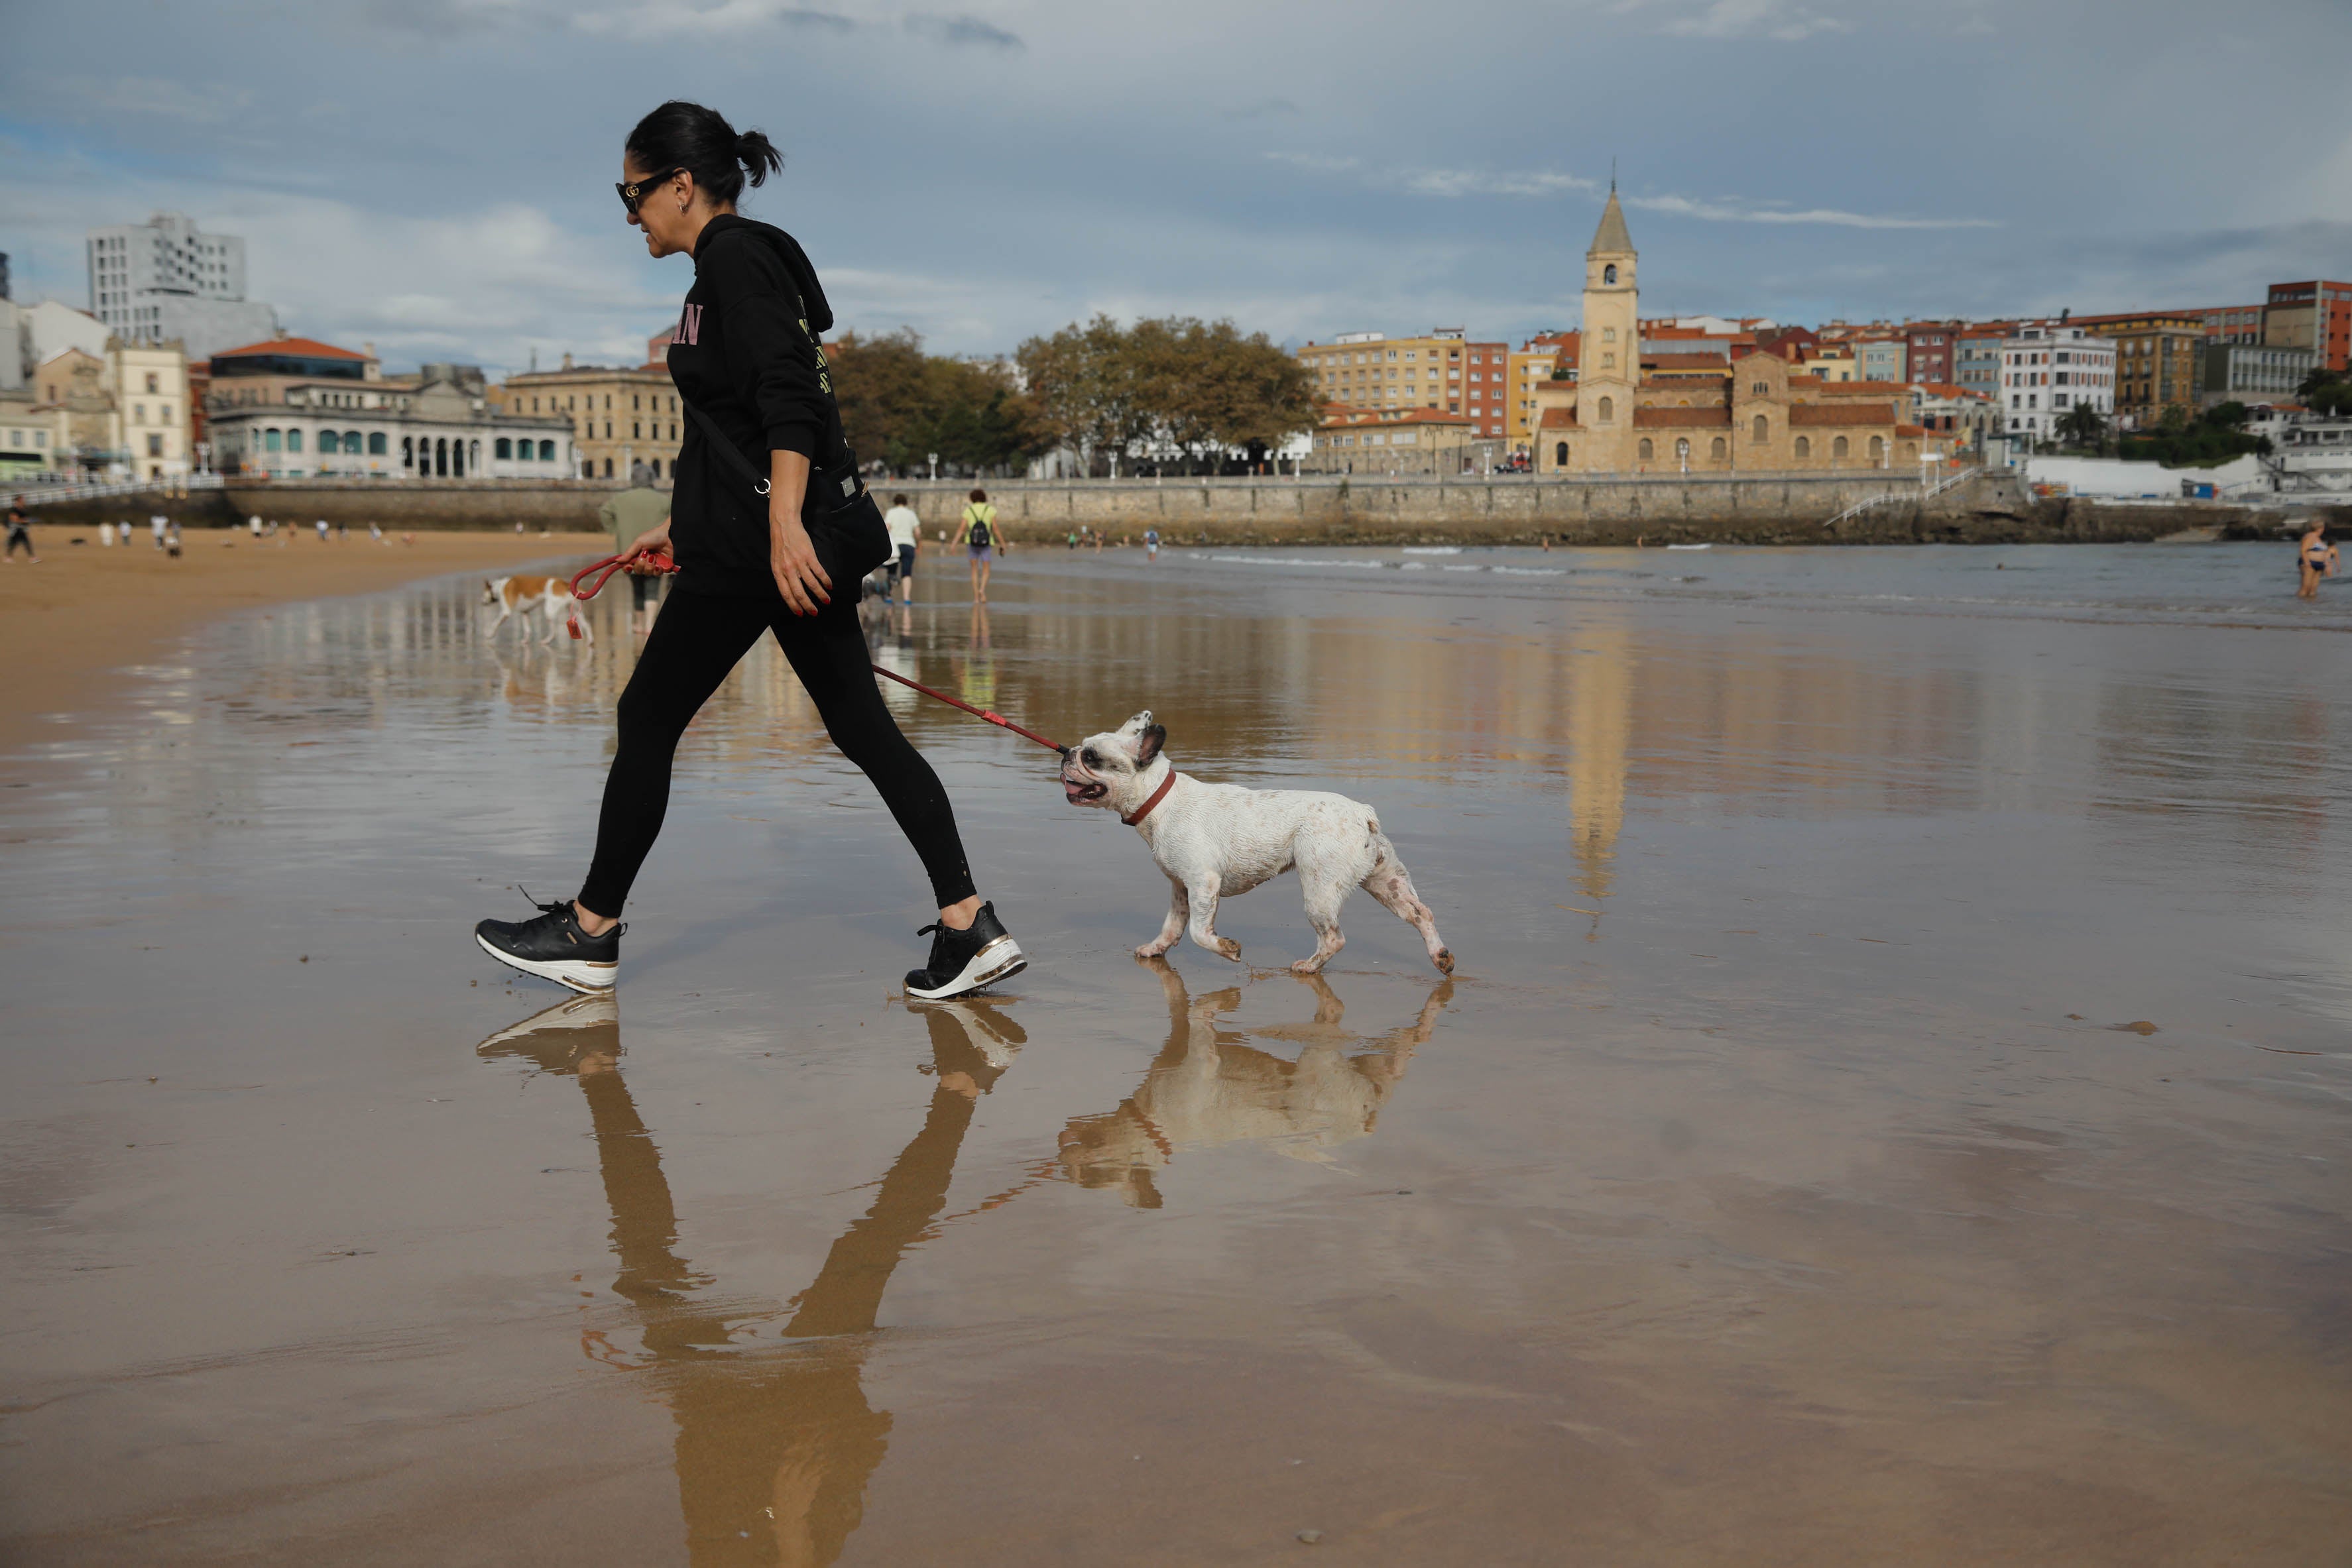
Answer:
[
  {"left": 869, "top": 665, "right": 1065, "bottom": 754},
  {"left": 571, "top": 547, "right": 677, "bottom": 601}
]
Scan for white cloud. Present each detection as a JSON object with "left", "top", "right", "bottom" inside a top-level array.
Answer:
[
  {"left": 1648, "top": 0, "right": 1852, "bottom": 40},
  {"left": 1627, "top": 193, "right": 2000, "bottom": 229}
]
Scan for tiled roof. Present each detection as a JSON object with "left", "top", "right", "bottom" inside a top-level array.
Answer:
[
  {"left": 1808, "top": 380, "right": 1911, "bottom": 398},
  {"left": 212, "top": 336, "right": 368, "bottom": 361},
  {"left": 1895, "top": 423, "right": 1929, "bottom": 437},
  {"left": 1538, "top": 407, "right": 1581, "bottom": 430},
  {"left": 1633, "top": 406, "right": 1732, "bottom": 429},
  {"left": 1789, "top": 402, "right": 1898, "bottom": 426},
  {"left": 1911, "top": 382, "right": 1989, "bottom": 400}
]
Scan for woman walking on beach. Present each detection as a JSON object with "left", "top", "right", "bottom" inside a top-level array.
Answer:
[
  {"left": 955, "top": 488, "right": 1006, "bottom": 601},
  {"left": 475, "top": 101, "right": 1024, "bottom": 1002}
]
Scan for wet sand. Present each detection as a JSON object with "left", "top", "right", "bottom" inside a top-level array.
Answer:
[
  {"left": 0, "top": 526, "right": 610, "bottom": 752},
  {"left": 3, "top": 543, "right": 2348, "bottom": 1563}
]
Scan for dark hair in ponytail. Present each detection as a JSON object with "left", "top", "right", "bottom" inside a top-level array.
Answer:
[{"left": 625, "top": 101, "right": 782, "bottom": 207}]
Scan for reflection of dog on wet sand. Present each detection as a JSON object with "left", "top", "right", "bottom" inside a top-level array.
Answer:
[
  {"left": 1059, "top": 710, "right": 1453, "bottom": 974},
  {"left": 1055, "top": 960, "right": 1452, "bottom": 1207},
  {"left": 481, "top": 574, "right": 589, "bottom": 645}
]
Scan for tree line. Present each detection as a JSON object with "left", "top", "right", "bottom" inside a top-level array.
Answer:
[{"left": 825, "top": 316, "right": 1321, "bottom": 478}]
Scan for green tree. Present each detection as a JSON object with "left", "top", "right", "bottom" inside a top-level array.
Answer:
[
  {"left": 2056, "top": 401, "right": 2109, "bottom": 452},
  {"left": 1016, "top": 314, "right": 1155, "bottom": 475},
  {"left": 2295, "top": 366, "right": 2352, "bottom": 416},
  {"left": 1018, "top": 314, "right": 1319, "bottom": 475},
  {"left": 829, "top": 328, "right": 1049, "bottom": 475}
]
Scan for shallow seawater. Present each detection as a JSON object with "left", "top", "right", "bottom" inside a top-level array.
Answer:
[{"left": 3, "top": 543, "right": 2349, "bottom": 1565}]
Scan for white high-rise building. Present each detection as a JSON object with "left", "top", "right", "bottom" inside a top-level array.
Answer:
[
  {"left": 2000, "top": 323, "right": 2115, "bottom": 443},
  {"left": 86, "top": 213, "right": 277, "bottom": 361}
]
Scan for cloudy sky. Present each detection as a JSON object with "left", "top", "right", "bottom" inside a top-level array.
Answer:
[{"left": 5, "top": 0, "right": 2346, "bottom": 376}]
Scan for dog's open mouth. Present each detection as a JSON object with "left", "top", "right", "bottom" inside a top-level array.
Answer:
[{"left": 1061, "top": 777, "right": 1108, "bottom": 805}]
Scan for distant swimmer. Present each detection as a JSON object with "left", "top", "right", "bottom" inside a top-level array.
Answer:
[{"left": 2297, "top": 519, "right": 2337, "bottom": 599}]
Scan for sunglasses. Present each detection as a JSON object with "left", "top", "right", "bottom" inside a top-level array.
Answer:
[{"left": 617, "top": 169, "right": 685, "bottom": 214}]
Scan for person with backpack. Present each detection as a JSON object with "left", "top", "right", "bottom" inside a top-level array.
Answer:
[
  {"left": 954, "top": 487, "right": 1007, "bottom": 601},
  {"left": 472, "top": 100, "right": 1024, "bottom": 1003}
]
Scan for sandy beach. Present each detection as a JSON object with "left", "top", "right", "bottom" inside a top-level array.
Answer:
[
  {"left": 0, "top": 525, "right": 610, "bottom": 753},
  {"left": 3, "top": 542, "right": 2347, "bottom": 1564}
]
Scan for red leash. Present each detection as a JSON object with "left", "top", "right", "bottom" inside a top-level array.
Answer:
[{"left": 570, "top": 551, "right": 1068, "bottom": 755}]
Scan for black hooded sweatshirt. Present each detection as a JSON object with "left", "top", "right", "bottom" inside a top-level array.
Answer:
[{"left": 664, "top": 213, "right": 868, "bottom": 598}]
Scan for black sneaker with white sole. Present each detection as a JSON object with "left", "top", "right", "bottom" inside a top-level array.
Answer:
[
  {"left": 904, "top": 902, "right": 1026, "bottom": 1000},
  {"left": 475, "top": 889, "right": 622, "bottom": 993}
]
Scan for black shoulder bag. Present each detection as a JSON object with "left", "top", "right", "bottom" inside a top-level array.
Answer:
[{"left": 679, "top": 396, "right": 888, "bottom": 584}]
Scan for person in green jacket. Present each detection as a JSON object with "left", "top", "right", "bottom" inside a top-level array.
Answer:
[{"left": 599, "top": 482, "right": 673, "bottom": 633}]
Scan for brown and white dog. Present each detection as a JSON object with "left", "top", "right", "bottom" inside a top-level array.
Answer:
[
  {"left": 482, "top": 575, "right": 591, "bottom": 645},
  {"left": 1059, "top": 711, "right": 1453, "bottom": 975}
]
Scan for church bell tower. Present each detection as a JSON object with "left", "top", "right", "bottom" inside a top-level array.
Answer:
[{"left": 1581, "top": 184, "right": 1639, "bottom": 451}]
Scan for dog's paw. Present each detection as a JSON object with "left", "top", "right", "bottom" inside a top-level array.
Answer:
[
  {"left": 1216, "top": 938, "right": 1242, "bottom": 962},
  {"left": 1134, "top": 942, "right": 1173, "bottom": 959},
  {"left": 1433, "top": 947, "right": 1455, "bottom": 975},
  {"left": 1289, "top": 957, "right": 1326, "bottom": 975}
]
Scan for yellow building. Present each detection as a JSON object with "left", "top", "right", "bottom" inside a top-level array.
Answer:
[
  {"left": 489, "top": 354, "right": 679, "bottom": 480},
  {"left": 1531, "top": 191, "right": 1923, "bottom": 475},
  {"left": 2074, "top": 311, "right": 2204, "bottom": 429},
  {"left": 1295, "top": 331, "right": 1471, "bottom": 416},
  {"left": 1506, "top": 333, "right": 1576, "bottom": 449}
]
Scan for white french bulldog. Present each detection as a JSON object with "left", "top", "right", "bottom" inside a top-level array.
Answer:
[{"left": 1059, "top": 711, "right": 1454, "bottom": 975}]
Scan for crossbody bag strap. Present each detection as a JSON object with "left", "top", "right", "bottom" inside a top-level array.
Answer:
[{"left": 683, "top": 398, "right": 772, "bottom": 496}]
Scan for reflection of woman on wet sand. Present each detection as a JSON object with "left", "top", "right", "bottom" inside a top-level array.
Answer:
[
  {"left": 1055, "top": 960, "right": 1452, "bottom": 1208},
  {"left": 475, "top": 994, "right": 1023, "bottom": 1566}
]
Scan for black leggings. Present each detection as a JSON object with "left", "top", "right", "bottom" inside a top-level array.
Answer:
[{"left": 578, "top": 587, "right": 975, "bottom": 917}]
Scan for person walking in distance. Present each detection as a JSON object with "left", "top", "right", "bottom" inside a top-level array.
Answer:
[
  {"left": 599, "top": 475, "right": 672, "bottom": 634},
  {"left": 882, "top": 492, "right": 921, "bottom": 604},
  {"left": 4, "top": 498, "right": 37, "bottom": 564},
  {"left": 474, "top": 99, "right": 1024, "bottom": 1002},
  {"left": 955, "top": 487, "right": 1006, "bottom": 601}
]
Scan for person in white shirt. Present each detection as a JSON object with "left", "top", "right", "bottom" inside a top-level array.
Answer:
[
  {"left": 882, "top": 494, "right": 922, "bottom": 605},
  {"left": 150, "top": 514, "right": 168, "bottom": 549}
]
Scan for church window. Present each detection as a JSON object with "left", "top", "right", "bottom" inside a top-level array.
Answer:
[
  {"left": 1604, "top": 264, "right": 1617, "bottom": 284},
  {"left": 1596, "top": 396, "right": 1614, "bottom": 423},
  {"left": 1794, "top": 436, "right": 1810, "bottom": 459},
  {"left": 1601, "top": 354, "right": 1615, "bottom": 369},
  {"left": 1833, "top": 435, "right": 1850, "bottom": 458},
  {"left": 1751, "top": 414, "right": 1768, "bottom": 444},
  {"left": 1638, "top": 438, "right": 1653, "bottom": 461},
  {"left": 1752, "top": 382, "right": 1767, "bottom": 396},
  {"left": 1603, "top": 327, "right": 1616, "bottom": 343},
  {"left": 1555, "top": 441, "right": 1568, "bottom": 465},
  {"left": 1710, "top": 437, "right": 1726, "bottom": 459},
  {"left": 1869, "top": 435, "right": 1885, "bottom": 460}
]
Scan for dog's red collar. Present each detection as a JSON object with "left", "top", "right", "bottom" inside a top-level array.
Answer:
[{"left": 1122, "top": 769, "right": 1177, "bottom": 827}]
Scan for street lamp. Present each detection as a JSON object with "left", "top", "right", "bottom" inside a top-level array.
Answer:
[{"left": 927, "top": 451, "right": 938, "bottom": 481}]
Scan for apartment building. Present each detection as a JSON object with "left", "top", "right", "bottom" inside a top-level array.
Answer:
[
  {"left": 2264, "top": 280, "right": 2351, "bottom": 373},
  {"left": 1903, "top": 322, "right": 1962, "bottom": 386},
  {"left": 1856, "top": 334, "right": 1908, "bottom": 383},
  {"left": 489, "top": 353, "right": 681, "bottom": 480},
  {"left": 1955, "top": 323, "right": 2016, "bottom": 400},
  {"left": 86, "top": 212, "right": 278, "bottom": 361},
  {"left": 2203, "top": 342, "right": 2316, "bottom": 406},
  {"left": 2000, "top": 323, "right": 2115, "bottom": 441},
  {"left": 1504, "top": 332, "right": 1575, "bottom": 449},
  {"left": 2073, "top": 311, "right": 2203, "bottom": 428},
  {"left": 1297, "top": 329, "right": 1489, "bottom": 422},
  {"left": 2197, "top": 304, "right": 2266, "bottom": 345}
]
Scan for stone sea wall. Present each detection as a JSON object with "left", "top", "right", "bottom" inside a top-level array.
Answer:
[{"left": 22, "top": 471, "right": 2334, "bottom": 545}]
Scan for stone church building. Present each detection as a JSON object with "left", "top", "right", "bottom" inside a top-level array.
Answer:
[{"left": 1533, "top": 192, "right": 1930, "bottom": 476}]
